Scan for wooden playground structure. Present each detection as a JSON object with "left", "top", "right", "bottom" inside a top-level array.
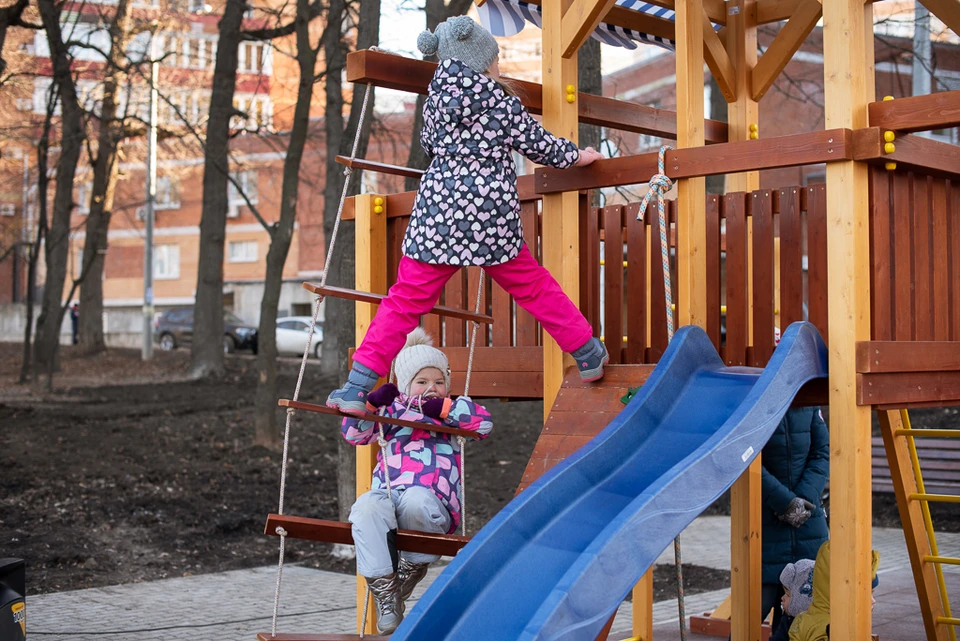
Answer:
[{"left": 260, "top": 1, "right": 960, "bottom": 639}]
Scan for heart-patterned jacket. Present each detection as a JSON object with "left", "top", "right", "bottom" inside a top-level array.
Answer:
[{"left": 402, "top": 58, "right": 581, "bottom": 266}]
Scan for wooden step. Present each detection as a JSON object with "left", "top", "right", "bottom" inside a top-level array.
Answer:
[
  {"left": 335, "top": 155, "right": 424, "bottom": 179},
  {"left": 302, "top": 283, "right": 494, "bottom": 326},
  {"left": 278, "top": 399, "right": 482, "bottom": 440},
  {"left": 264, "top": 515, "right": 470, "bottom": 556}
]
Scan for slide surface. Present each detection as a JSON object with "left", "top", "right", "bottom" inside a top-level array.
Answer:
[{"left": 390, "top": 322, "right": 828, "bottom": 641}]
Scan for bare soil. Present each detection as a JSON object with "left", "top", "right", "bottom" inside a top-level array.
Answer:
[{"left": 0, "top": 343, "right": 733, "bottom": 599}]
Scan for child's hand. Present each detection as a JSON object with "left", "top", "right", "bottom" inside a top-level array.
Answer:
[
  {"left": 420, "top": 398, "right": 447, "bottom": 419},
  {"left": 367, "top": 383, "right": 400, "bottom": 408},
  {"left": 574, "top": 147, "right": 603, "bottom": 167}
]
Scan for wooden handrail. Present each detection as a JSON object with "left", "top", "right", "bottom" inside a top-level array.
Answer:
[
  {"left": 264, "top": 514, "right": 471, "bottom": 556},
  {"left": 278, "top": 399, "right": 483, "bottom": 440},
  {"left": 302, "top": 283, "right": 494, "bottom": 325},
  {"left": 868, "top": 90, "right": 960, "bottom": 133}
]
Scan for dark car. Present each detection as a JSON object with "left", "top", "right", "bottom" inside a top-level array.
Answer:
[{"left": 154, "top": 307, "right": 258, "bottom": 354}]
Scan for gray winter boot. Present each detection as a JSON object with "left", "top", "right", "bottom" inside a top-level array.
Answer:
[
  {"left": 365, "top": 573, "right": 404, "bottom": 634},
  {"left": 397, "top": 557, "right": 431, "bottom": 602}
]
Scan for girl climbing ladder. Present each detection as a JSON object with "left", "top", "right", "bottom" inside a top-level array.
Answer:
[{"left": 326, "top": 15, "right": 607, "bottom": 415}]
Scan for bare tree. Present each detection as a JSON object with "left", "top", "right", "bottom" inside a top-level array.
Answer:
[
  {"left": 579, "top": 36, "right": 601, "bottom": 205},
  {"left": 402, "top": 0, "right": 472, "bottom": 191},
  {"left": 77, "top": 0, "right": 133, "bottom": 354},
  {"left": 0, "top": 0, "right": 35, "bottom": 75},
  {"left": 318, "top": 0, "right": 380, "bottom": 519},
  {"left": 251, "top": 0, "right": 330, "bottom": 449},
  {"left": 34, "top": 0, "right": 87, "bottom": 377}
]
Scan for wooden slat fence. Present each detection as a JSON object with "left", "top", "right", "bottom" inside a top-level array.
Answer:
[{"left": 583, "top": 185, "right": 829, "bottom": 368}]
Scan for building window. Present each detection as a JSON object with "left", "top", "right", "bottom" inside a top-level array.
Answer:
[
  {"left": 228, "top": 240, "right": 258, "bottom": 263},
  {"left": 227, "top": 169, "right": 258, "bottom": 216},
  {"left": 156, "top": 176, "right": 181, "bottom": 210},
  {"left": 0, "top": 203, "right": 14, "bottom": 216},
  {"left": 239, "top": 42, "right": 263, "bottom": 73},
  {"left": 76, "top": 181, "right": 92, "bottom": 214},
  {"left": 154, "top": 244, "right": 180, "bottom": 280}
]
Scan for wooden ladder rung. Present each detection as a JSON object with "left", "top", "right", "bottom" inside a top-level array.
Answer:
[
  {"left": 257, "top": 634, "right": 389, "bottom": 640},
  {"left": 335, "top": 155, "right": 425, "bottom": 179},
  {"left": 278, "top": 399, "right": 483, "bottom": 440},
  {"left": 302, "top": 283, "right": 494, "bottom": 326},
  {"left": 264, "top": 514, "right": 470, "bottom": 556}
]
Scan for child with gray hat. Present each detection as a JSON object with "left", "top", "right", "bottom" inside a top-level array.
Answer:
[
  {"left": 327, "top": 15, "right": 608, "bottom": 417},
  {"left": 341, "top": 328, "right": 493, "bottom": 634},
  {"left": 770, "top": 558, "right": 815, "bottom": 641}
]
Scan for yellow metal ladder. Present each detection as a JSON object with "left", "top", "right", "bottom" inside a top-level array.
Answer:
[{"left": 879, "top": 409, "right": 959, "bottom": 641}]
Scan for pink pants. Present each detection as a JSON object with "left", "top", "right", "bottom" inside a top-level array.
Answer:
[{"left": 353, "top": 245, "right": 594, "bottom": 376}]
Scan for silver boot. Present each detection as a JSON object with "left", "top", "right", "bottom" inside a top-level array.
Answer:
[
  {"left": 365, "top": 573, "right": 404, "bottom": 634},
  {"left": 397, "top": 558, "right": 430, "bottom": 602}
]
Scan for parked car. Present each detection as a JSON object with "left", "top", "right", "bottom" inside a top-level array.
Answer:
[
  {"left": 154, "top": 307, "right": 258, "bottom": 354},
  {"left": 275, "top": 316, "right": 324, "bottom": 358}
]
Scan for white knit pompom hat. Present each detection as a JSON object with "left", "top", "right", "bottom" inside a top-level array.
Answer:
[{"left": 394, "top": 327, "right": 451, "bottom": 395}]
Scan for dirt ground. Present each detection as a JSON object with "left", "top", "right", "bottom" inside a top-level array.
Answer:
[{"left": 1, "top": 342, "right": 956, "bottom": 600}]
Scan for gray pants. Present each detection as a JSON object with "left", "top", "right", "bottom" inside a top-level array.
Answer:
[{"left": 349, "top": 487, "right": 451, "bottom": 578}]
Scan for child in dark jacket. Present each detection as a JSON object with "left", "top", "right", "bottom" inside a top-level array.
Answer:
[
  {"left": 327, "top": 15, "right": 607, "bottom": 416},
  {"left": 343, "top": 328, "right": 492, "bottom": 634}
]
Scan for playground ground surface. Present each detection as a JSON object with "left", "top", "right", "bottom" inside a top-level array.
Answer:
[{"left": 2, "top": 341, "right": 959, "bottom": 600}]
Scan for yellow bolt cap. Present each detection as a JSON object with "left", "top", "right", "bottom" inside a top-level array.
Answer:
[
  {"left": 566, "top": 94, "right": 576, "bottom": 103},
  {"left": 374, "top": 197, "right": 384, "bottom": 206},
  {"left": 883, "top": 95, "right": 894, "bottom": 101},
  {"left": 883, "top": 131, "right": 895, "bottom": 143},
  {"left": 884, "top": 142, "right": 896, "bottom": 154},
  {"left": 749, "top": 132, "right": 759, "bottom": 140},
  {"left": 749, "top": 123, "right": 758, "bottom": 132},
  {"left": 373, "top": 205, "right": 384, "bottom": 214},
  {"left": 566, "top": 84, "right": 576, "bottom": 94},
  {"left": 885, "top": 162, "right": 897, "bottom": 171}
]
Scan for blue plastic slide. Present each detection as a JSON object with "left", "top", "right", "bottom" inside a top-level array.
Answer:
[{"left": 389, "top": 322, "right": 828, "bottom": 641}]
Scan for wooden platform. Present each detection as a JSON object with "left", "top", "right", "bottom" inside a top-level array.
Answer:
[
  {"left": 264, "top": 515, "right": 469, "bottom": 556},
  {"left": 518, "top": 365, "right": 656, "bottom": 492},
  {"left": 257, "top": 634, "right": 388, "bottom": 640}
]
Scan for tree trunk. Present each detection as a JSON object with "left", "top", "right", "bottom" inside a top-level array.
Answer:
[
  {"left": 191, "top": 0, "right": 245, "bottom": 378},
  {"left": 320, "top": 0, "right": 380, "bottom": 521},
  {"left": 403, "top": 0, "right": 472, "bottom": 191},
  {"left": 78, "top": 0, "right": 132, "bottom": 355},
  {"left": 34, "top": 0, "right": 86, "bottom": 377},
  {"left": 252, "top": 0, "right": 323, "bottom": 450},
  {"left": 578, "top": 37, "right": 601, "bottom": 206}
]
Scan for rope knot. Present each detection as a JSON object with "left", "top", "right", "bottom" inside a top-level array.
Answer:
[
  {"left": 636, "top": 146, "right": 675, "bottom": 222},
  {"left": 275, "top": 526, "right": 288, "bottom": 536}
]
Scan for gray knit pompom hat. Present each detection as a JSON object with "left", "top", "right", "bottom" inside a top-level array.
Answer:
[
  {"left": 394, "top": 327, "right": 451, "bottom": 396},
  {"left": 779, "top": 558, "right": 816, "bottom": 617},
  {"left": 417, "top": 15, "right": 499, "bottom": 74}
]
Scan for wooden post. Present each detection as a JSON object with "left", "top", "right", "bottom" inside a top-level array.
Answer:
[
  {"left": 724, "top": 0, "right": 762, "bottom": 639},
  {"left": 354, "top": 193, "right": 387, "bottom": 634},
  {"left": 823, "top": 0, "right": 874, "bottom": 635},
  {"left": 541, "top": 0, "right": 580, "bottom": 422},
  {"left": 632, "top": 568, "right": 654, "bottom": 640}
]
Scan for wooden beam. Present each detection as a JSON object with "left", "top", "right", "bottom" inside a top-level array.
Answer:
[
  {"left": 345, "top": 50, "right": 729, "bottom": 142},
  {"left": 302, "top": 283, "right": 495, "bottom": 325},
  {"left": 751, "top": 0, "right": 822, "bottom": 100},
  {"left": 756, "top": 0, "right": 819, "bottom": 24},
  {"left": 702, "top": 12, "right": 737, "bottom": 102},
  {"left": 535, "top": 129, "right": 852, "bottom": 193},
  {"left": 562, "top": 0, "right": 619, "bottom": 57},
  {"left": 878, "top": 411, "right": 953, "bottom": 641},
  {"left": 264, "top": 515, "right": 470, "bottom": 556},
  {"left": 853, "top": 127, "right": 960, "bottom": 179},
  {"left": 823, "top": 0, "right": 874, "bottom": 634},
  {"left": 353, "top": 192, "right": 385, "bottom": 635},
  {"left": 335, "top": 155, "right": 424, "bottom": 179},
  {"left": 867, "top": 89, "right": 960, "bottom": 133},
  {"left": 857, "top": 341, "right": 960, "bottom": 373},
  {"left": 919, "top": 0, "right": 960, "bottom": 41},
  {"left": 859, "top": 371, "right": 960, "bottom": 407},
  {"left": 257, "top": 634, "right": 388, "bottom": 641}
]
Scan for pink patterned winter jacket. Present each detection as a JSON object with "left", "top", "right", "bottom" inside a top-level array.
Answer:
[{"left": 341, "top": 395, "right": 493, "bottom": 533}]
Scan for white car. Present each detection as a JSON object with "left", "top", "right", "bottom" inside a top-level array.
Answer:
[{"left": 275, "top": 316, "right": 324, "bottom": 358}]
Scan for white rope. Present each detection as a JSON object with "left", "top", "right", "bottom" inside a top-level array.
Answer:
[
  {"left": 457, "top": 269, "right": 485, "bottom": 536},
  {"left": 359, "top": 584, "right": 371, "bottom": 639},
  {"left": 638, "top": 146, "right": 686, "bottom": 639},
  {"left": 270, "top": 83, "right": 373, "bottom": 638}
]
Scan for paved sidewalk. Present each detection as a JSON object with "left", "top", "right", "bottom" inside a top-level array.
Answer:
[{"left": 25, "top": 517, "right": 960, "bottom": 641}]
